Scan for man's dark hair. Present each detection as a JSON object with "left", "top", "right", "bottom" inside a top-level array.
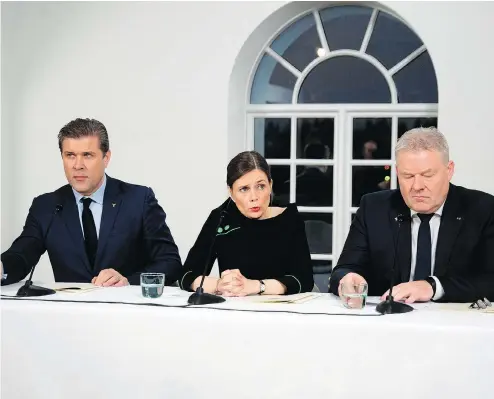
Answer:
[{"left": 58, "top": 118, "right": 110, "bottom": 155}]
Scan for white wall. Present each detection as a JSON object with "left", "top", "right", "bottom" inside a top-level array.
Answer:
[{"left": 2, "top": 1, "right": 494, "bottom": 282}]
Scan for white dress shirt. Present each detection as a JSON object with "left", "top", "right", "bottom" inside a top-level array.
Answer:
[{"left": 410, "top": 203, "right": 445, "bottom": 300}]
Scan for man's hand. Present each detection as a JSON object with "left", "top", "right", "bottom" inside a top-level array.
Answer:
[
  {"left": 338, "top": 272, "right": 367, "bottom": 297},
  {"left": 381, "top": 281, "right": 433, "bottom": 304},
  {"left": 338, "top": 272, "right": 368, "bottom": 308},
  {"left": 92, "top": 268, "right": 128, "bottom": 287}
]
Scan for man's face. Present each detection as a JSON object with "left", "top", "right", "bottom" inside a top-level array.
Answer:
[
  {"left": 61, "top": 136, "right": 111, "bottom": 196},
  {"left": 396, "top": 150, "right": 454, "bottom": 214}
]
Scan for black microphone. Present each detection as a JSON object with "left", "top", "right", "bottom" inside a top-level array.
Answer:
[
  {"left": 187, "top": 200, "right": 231, "bottom": 305},
  {"left": 375, "top": 213, "right": 414, "bottom": 314},
  {"left": 16, "top": 204, "right": 63, "bottom": 297}
]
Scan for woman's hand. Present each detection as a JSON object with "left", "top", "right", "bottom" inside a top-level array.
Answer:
[{"left": 217, "top": 269, "right": 260, "bottom": 297}]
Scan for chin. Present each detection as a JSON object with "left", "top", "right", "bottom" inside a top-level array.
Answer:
[{"left": 411, "top": 202, "right": 432, "bottom": 212}]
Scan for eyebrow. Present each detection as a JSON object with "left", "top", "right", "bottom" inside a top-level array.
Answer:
[
  {"left": 64, "top": 151, "right": 95, "bottom": 155},
  {"left": 239, "top": 180, "right": 267, "bottom": 189},
  {"left": 402, "top": 169, "right": 434, "bottom": 175}
]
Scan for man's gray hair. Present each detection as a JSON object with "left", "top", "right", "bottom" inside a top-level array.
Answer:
[{"left": 395, "top": 127, "right": 449, "bottom": 163}]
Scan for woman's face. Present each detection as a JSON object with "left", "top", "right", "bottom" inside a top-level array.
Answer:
[{"left": 229, "top": 169, "right": 272, "bottom": 219}]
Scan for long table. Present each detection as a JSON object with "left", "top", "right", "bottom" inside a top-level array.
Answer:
[{"left": 2, "top": 282, "right": 494, "bottom": 399}]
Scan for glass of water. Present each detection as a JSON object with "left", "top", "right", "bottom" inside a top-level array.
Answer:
[
  {"left": 140, "top": 273, "right": 165, "bottom": 298},
  {"left": 340, "top": 282, "right": 368, "bottom": 309}
]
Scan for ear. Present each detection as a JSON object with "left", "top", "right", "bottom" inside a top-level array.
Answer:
[
  {"left": 447, "top": 160, "right": 455, "bottom": 181},
  {"left": 103, "top": 150, "right": 112, "bottom": 168},
  {"left": 228, "top": 187, "right": 234, "bottom": 202}
]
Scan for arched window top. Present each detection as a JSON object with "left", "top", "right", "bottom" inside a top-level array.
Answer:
[{"left": 249, "top": 5, "right": 438, "bottom": 105}]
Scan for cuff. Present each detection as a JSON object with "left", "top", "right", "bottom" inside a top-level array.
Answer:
[
  {"left": 431, "top": 276, "right": 445, "bottom": 301},
  {"left": 180, "top": 271, "right": 199, "bottom": 292},
  {"left": 276, "top": 275, "right": 302, "bottom": 295}
]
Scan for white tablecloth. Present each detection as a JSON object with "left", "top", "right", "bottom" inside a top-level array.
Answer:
[{"left": 2, "top": 282, "right": 494, "bottom": 399}]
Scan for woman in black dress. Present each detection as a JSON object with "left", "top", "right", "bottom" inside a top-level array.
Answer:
[{"left": 179, "top": 151, "right": 314, "bottom": 296}]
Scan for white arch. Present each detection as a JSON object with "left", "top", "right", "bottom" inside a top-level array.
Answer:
[{"left": 227, "top": 1, "right": 438, "bottom": 158}]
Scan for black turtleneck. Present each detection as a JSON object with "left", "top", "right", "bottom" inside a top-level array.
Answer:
[{"left": 180, "top": 200, "right": 314, "bottom": 295}]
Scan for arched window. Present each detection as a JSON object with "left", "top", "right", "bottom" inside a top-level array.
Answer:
[{"left": 246, "top": 4, "right": 438, "bottom": 291}]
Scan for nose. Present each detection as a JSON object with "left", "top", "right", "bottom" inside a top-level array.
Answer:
[
  {"left": 411, "top": 175, "right": 425, "bottom": 191},
  {"left": 248, "top": 190, "right": 258, "bottom": 203},
  {"left": 73, "top": 156, "right": 85, "bottom": 170}
]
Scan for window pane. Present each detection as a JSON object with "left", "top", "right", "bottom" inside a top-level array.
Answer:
[
  {"left": 250, "top": 53, "right": 297, "bottom": 104},
  {"left": 271, "top": 165, "right": 290, "bottom": 206},
  {"left": 254, "top": 118, "right": 290, "bottom": 159},
  {"left": 298, "top": 56, "right": 391, "bottom": 103},
  {"left": 270, "top": 13, "right": 320, "bottom": 72},
  {"left": 366, "top": 10, "right": 423, "bottom": 70},
  {"left": 320, "top": 6, "right": 373, "bottom": 51},
  {"left": 395, "top": 51, "right": 438, "bottom": 103},
  {"left": 296, "top": 118, "right": 334, "bottom": 159},
  {"left": 352, "top": 165, "right": 391, "bottom": 207},
  {"left": 398, "top": 117, "right": 438, "bottom": 139},
  {"left": 301, "top": 213, "right": 333, "bottom": 254},
  {"left": 353, "top": 118, "right": 392, "bottom": 160},
  {"left": 296, "top": 165, "right": 334, "bottom": 206}
]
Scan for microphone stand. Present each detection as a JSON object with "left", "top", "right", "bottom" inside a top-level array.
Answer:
[
  {"left": 16, "top": 204, "right": 63, "bottom": 297},
  {"left": 188, "top": 206, "right": 229, "bottom": 305},
  {"left": 16, "top": 265, "right": 56, "bottom": 297},
  {"left": 376, "top": 214, "right": 414, "bottom": 314}
]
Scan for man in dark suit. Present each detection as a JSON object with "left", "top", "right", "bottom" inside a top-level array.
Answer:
[
  {"left": 330, "top": 127, "right": 494, "bottom": 303},
  {"left": 1, "top": 118, "right": 182, "bottom": 286}
]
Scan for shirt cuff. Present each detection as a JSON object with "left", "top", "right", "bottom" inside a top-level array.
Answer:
[{"left": 431, "top": 276, "right": 445, "bottom": 300}]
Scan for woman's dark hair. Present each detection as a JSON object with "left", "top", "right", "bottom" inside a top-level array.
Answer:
[{"left": 226, "top": 151, "right": 272, "bottom": 187}]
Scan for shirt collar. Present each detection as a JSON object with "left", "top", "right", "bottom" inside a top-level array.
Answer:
[
  {"left": 72, "top": 174, "right": 107, "bottom": 205},
  {"left": 410, "top": 201, "right": 445, "bottom": 218}
]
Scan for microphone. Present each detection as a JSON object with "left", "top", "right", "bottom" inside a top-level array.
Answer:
[
  {"left": 375, "top": 213, "right": 414, "bottom": 314},
  {"left": 16, "top": 204, "right": 63, "bottom": 297},
  {"left": 187, "top": 199, "right": 231, "bottom": 305}
]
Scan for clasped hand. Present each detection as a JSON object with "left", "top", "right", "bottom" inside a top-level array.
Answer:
[{"left": 216, "top": 269, "right": 259, "bottom": 297}]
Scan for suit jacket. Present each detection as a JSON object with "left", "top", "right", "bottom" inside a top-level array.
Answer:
[
  {"left": 1, "top": 175, "right": 182, "bottom": 285},
  {"left": 329, "top": 184, "right": 494, "bottom": 302}
]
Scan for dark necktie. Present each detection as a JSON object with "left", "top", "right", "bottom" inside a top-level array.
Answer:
[
  {"left": 414, "top": 213, "right": 434, "bottom": 281},
  {"left": 81, "top": 197, "right": 98, "bottom": 268}
]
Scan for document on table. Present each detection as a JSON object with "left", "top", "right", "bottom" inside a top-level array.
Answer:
[
  {"left": 241, "top": 293, "right": 321, "bottom": 304},
  {"left": 47, "top": 283, "right": 103, "bottom": 294}
]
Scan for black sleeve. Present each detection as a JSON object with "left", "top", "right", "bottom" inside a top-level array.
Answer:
[
  {"left": 329, "top": 195, "right": 371, "bottom": 295},
  {"left": 275, "top": 208, "right": 314, "bottom": 294},
  {"left": 179, "top": 209, "right": 220, "bottom": 291},
  {"left": 1, "top": 198, "right": 46, "bottom": 285},
  {"left": 127, "top": 188, "right": 183, "bottom": 286},
  {"left": 437, "top": 206, "right": 494, "bottom": 302}
]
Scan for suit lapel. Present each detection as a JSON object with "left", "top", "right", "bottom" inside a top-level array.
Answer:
[
  {"left": 434, "top": 184, "right": 464, "bottom": 276},
  {"left": 95, "top": 176, "right": 122, "bottom": 268},
  {"left": 59, "top": 186, "right": 92, "bottom": 273},
  {"left": 389, "top": 192, "right": 412, "bottom": 283}
]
